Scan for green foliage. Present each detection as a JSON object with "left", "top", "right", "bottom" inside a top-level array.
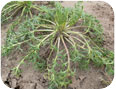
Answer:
[
  {"left": 48, "top": 69, "right": 74, "bottom": 89},
  {"left": 2, "top": 20, "right": 19, "bottom": 56},
  {"left": 81, "top": 13, "right": 104, "bottom": 45},
  {"left": 2, "top": 1, "right": 114, "bottom": 89},
  {"left": 69, "top": 1, "right": 83, "bottom": 26},
  {"left": 1, "top": 1, "right": 41, "bottom": 23},
  {"left": 55, "top": 2, "right": 69, "bottom": 26}
]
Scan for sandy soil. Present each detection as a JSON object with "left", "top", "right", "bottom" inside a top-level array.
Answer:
[{"left": 1, "top": 1, "right": 114, "bottom": 89}]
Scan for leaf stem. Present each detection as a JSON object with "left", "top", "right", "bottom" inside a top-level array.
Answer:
[
  {"left": 2, "top": 4, "right": 19, "bottom": 13},
  {"left": 61, "top": 35, "right": 70, "bottom": 70}
]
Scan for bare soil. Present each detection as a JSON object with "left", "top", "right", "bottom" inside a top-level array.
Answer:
[{"left": 1, "top": 1, "right": 114, "bottom": 89}]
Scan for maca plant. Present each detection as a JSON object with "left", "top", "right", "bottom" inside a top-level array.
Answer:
[{"left": 2, "top": 2, "right": 114, "bottom": 89}]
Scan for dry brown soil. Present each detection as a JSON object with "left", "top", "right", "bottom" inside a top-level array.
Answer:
[{"left": 1, "top": 1, "right": 114, "bottom": 89}]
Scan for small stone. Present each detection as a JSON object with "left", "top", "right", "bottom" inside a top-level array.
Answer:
[{"left": 11, "top": 79, "right": 17, "bottom": 88}]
